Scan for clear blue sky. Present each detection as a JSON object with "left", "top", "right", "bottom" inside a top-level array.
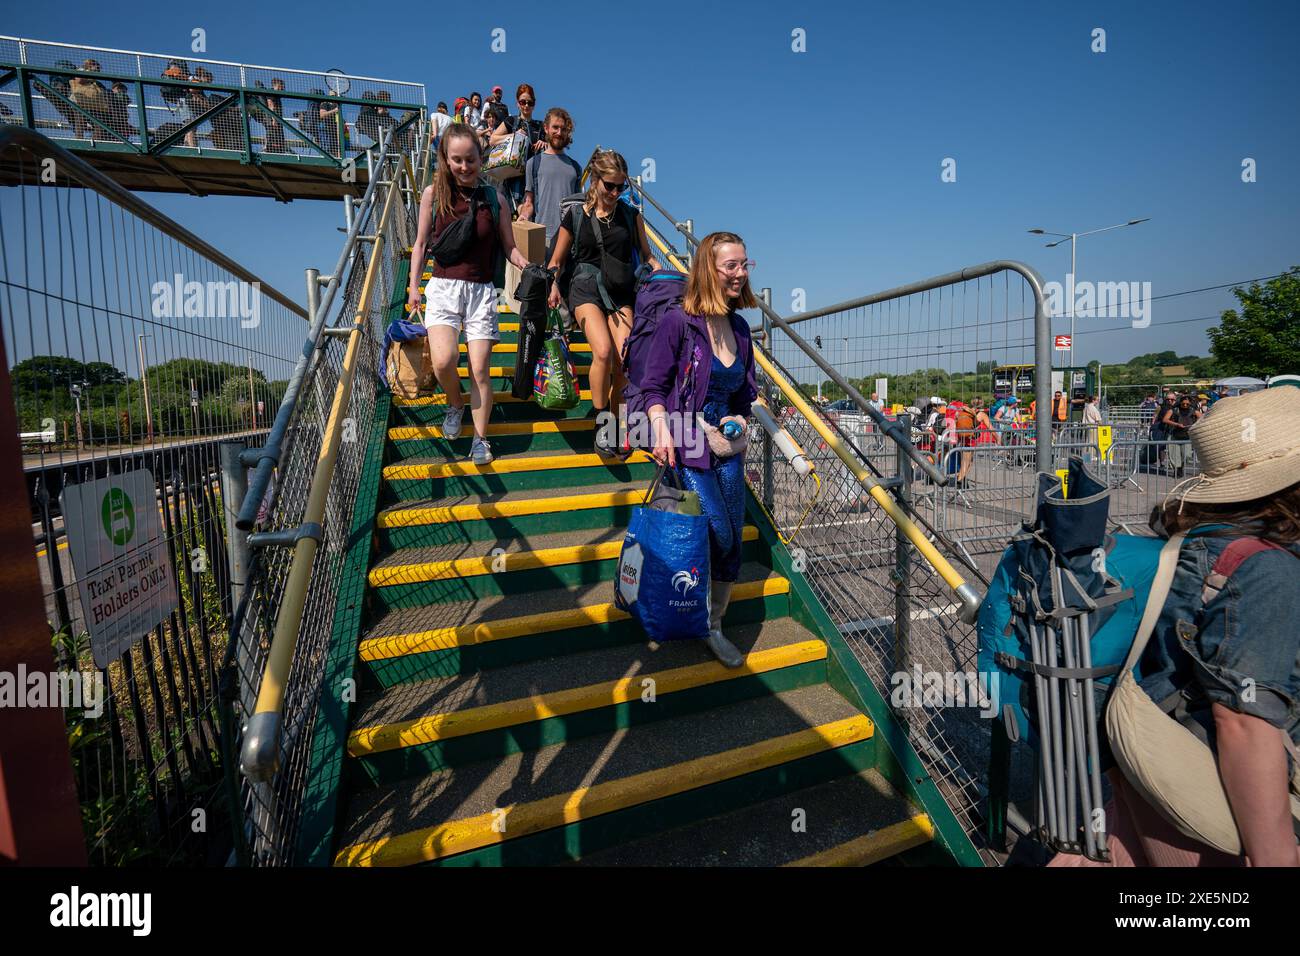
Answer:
[{"left": 7, "top": 0, "right": 1298, "bottom": 371}]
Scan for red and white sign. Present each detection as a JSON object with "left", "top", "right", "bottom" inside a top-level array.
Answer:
[{"left": 1054, "top": 334, "right": 1072, "bottom": 351}]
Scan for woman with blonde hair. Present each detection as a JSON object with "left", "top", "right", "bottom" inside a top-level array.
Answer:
[
  {"left": 546, "top": 149, "right": 660, "bottom": 454},
  {"left": 407, "top": 124, "right": 531, "bottom": 465},
  {"left": 638, "top": 232, "right": 758, "bottom": 667}
]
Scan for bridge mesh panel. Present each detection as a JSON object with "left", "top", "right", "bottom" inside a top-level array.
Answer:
[
  {"left": 0, "top": 134, "right": 303, "bottom": 864},
  {"left": 226, "top": 160, "right": 405, "bottom": 865},
  {"left": 746, "top": 349, "right": 998, "bottom": 862}
]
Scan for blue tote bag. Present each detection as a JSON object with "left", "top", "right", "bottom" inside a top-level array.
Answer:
[{"left": 614, "top": 465, "right": 711, "bottom": 642}]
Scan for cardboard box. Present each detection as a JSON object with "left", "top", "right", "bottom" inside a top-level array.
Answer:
[{"left": 512, "top": 219, "right": 546, "bottom": 264}]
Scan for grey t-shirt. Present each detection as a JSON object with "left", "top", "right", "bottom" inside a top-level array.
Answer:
[{"left": 525, "top": 151, "right": 583, "bottom": 244}]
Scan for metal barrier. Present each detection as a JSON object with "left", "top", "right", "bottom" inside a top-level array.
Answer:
[
  {"left": 0, "top": 36, "right": 424, "bottom": 169},
  {"left": 627, "top": 177, "right": 1063, "bottom": 862},
  {"left": 0, "top": 127, "right": 306, "bottom": 863},
  {"left": 221, "top": 131, "right": 414, "bottom": 864}
]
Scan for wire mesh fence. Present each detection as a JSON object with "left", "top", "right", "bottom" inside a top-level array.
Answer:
[
  {"left": 0, "top": 127, "right": 307, "bottom": 863},
  {"left": 221, "top": 145, "right": 413, "bottom": 865},
  {"left": 0, "top": 36, "right": 424, "bottom": 162},
  {"left": 746, "top": 348, "right": 999, "bottom": 863}
]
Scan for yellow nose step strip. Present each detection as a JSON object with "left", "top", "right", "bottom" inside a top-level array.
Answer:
[
  {"left": 453, "top": 366, "right": 591, "bottom": 378},
  {"left": 358, "top": 576, "right": 791, "bottom": 661},
  {"left": 348, "top": 639, "right": 826, "bottom": 756},
  {"left": 784, "top": 814, "right": 934, "bottom": 867},
  {"left": 382, "top": 451, "right": 652, "bottom": 481},
  {"left": 393, "top": 390, "right": 592, "bottom": 407},
  {"left": 333, "top": 714, "right": 874, "bottom": 867},
  {"left": 389, "top": 419, "right": 593, "bottom": 441},
  {"left": 368, "top": 526, "right": 758, "bottom": 587},
  {"left": 378, "top": 488, "right": 648, "bottom": 528},
  {"left": 457, "top": 342, "right": 593, "bottom": 354}
]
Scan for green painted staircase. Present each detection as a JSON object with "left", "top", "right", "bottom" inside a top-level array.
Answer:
[{"left": 297, "top": 259, "right": 980, "bottom": 867}]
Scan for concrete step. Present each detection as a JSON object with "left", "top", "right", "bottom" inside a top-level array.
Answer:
[
  {"left": 334, "top": 684, "right": 874, "bottom": 867},
  {"left": 357, "top": 564, "right": 791, "bottom": 687},
  {"left": 374, "top": 481, "right": 651, "bottom": 550},
  {"left": 570, "top": 769, "right": 932, "bottom": 866},
  {"left": 365, "top": 522, "right": 761, "bottom": 609},
  {"left": 347, "top": 617, "right": 827, "bottom": 786},
  {"left": 386, "top": 417, "right": 596, "bottom": 458},
  {"left": 382, "top": 449, "right": 659, "bottom": 500}
]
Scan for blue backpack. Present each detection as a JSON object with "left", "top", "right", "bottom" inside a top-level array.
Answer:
[{"left": 621, "top": 269, "right": 691, "bottom": 446}]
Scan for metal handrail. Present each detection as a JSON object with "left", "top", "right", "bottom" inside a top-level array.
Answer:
[
  {"left": 239, "top": 138, "right": 408, "bottom": 782},
  {"left": 1, "top": 35, "right": 426, "bottom": 101},
  {"left": 0, "top": 127, "right": 307, "bottom": 317}
]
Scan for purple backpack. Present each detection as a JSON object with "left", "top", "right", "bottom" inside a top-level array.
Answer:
[{"left": 622, "top": 270, "right": 692, "bottom": 444}]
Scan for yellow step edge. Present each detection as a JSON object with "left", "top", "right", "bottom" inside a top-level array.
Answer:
[
  {"left": 451, "top": 365, "right": 592, "bottom": 378},
  {"left": 389, "top": 419, "right": 592, "bottom": 441},
  {"left": 359, "top": 576, "right": 791, "bottom": 661},
  {"left": 348, "top": 639, "right": 827, "bottom": 756},
  {"left": 383, "top": 450, "right": 652, "bottom": 481},
  {"left": 458, "top": 342, "right": 592, "bottom": 354},
  {"left": 378, "top": 488, "right": 648, "bottom": 528},
  {"left": 333, "top": 713, "right": 874, "bottom": 867},
  {"left": 393, "top": 390, "right": 592, "bottom": 407},
  {"left": 368, "top": 526, "right": 759, "bottom": 587},
  {"left": 784, "top": 813, "right": 935, "bottom": 867}
]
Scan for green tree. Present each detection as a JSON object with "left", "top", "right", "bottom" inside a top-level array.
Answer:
[{"left": 1207, "top": 267, "right": 1300, "bottom": 379}]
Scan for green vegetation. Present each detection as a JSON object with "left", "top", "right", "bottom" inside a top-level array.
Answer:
[
  {"left": 1207, "top": 266, "right": 1300, "bottom": 379},
  {"left": 12, "top": 355, "right": 287, "bottom": 447}
]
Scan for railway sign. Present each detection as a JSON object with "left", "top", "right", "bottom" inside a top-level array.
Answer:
[
  {"left": 1054, "top": 334, "right": 1072, "bottom": 351},
  {"left": 60, "top": 470, "right": 179, "bottom": 668}
]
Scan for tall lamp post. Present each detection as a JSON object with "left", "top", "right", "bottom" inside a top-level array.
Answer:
[
  {"left": 136, "top": 333, "right": 154, "bottom": 442},
  {"left": 1027, "top": 218, "right": 1149, "bottom": 367}
]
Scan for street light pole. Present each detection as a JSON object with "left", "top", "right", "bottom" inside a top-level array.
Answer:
[
  {"left": 1028, "top": 218, "right": 1150, "bottom": 369},
  {"left": 137, "top": 333, "right": 154, "bottom": 442}
]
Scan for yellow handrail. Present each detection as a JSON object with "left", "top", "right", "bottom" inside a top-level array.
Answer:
[{"left": 241, "top": 152, "right": 409, "bottom": 781}]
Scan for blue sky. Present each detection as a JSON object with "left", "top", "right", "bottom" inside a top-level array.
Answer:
[{"left": 6, "top": 0, "right": 1298, "bottom": 371}]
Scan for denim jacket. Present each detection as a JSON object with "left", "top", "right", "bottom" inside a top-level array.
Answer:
[{"left": 1137, "top": 526, "right": 1300, "bottom": 753}]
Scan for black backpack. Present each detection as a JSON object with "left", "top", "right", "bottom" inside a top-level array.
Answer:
[{"left": 429, "top": 184, "right": 500, "bottom": 267}]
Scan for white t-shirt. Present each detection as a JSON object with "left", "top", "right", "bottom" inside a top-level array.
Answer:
[
  {"left": 429, "top": 112, "right": 451, "bottom": 138},
  {"left": 1083, "top": 402, "right": 1103, "bottom": 425},
  {"left": 465, "top": 106, "right": 482, "bottom": 128}
]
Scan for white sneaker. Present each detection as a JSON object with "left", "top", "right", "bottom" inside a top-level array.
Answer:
[
  {"left": 471, "top": 437, "right": 493, "bottom": 466},
  {"left": 442, "top": 403, "right": 465, "bottom": 440}
]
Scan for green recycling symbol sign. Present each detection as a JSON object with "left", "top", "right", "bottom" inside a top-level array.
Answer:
[{"left": 101, "top": 487, "right": 136, "bottom": 546}]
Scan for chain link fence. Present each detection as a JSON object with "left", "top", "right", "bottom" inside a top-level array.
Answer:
[{"left": 0, "top": 126, "right": 306, "bottom": 863}]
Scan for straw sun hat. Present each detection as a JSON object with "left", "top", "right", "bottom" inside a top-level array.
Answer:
[{"left": 1167, "top": 387, "right": 1300, "bottom": 506}]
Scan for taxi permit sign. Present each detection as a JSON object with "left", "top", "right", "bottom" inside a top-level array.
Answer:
[{"left": 60, "top": 470, "right": 180, "bottom": 668}]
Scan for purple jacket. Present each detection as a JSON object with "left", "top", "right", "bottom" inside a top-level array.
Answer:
[{"left": 638, "top": 304, "right": 757, "bottom": 469}]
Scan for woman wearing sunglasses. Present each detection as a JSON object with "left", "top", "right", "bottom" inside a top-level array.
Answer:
[
  {"left": 490, "top": 83, "right": 545, "bottom": 208},
  {"left": 546, "top": 150, "right": 660, "bottom": 455},
  {"left": 638, "top": 232, "right": 759, "bottom": 667}
]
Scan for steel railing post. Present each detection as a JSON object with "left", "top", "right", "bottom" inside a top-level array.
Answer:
[
  {"left": 894, "top": 413, "right": 913, "bottom": 671},
  {"left": 760, "top": 287, "right": 774, "bottom": 514}
]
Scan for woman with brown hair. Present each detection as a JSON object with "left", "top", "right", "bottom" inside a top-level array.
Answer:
[
  {"left": 545, "top": 149, "right": 660, "bottom": 454},
  {"left": 406, "top": 124, "right": 531, "bottom": 466},
  {"left": 637, "top": 232, "right": 759, "bottom": 667},
  {"left": 1051, "top": 387, "right": 1300, "bottom": 866}
]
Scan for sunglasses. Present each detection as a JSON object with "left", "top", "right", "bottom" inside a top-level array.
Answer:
[
  {"left": 601, "top": 179, "right": 629, "bottom": 194},
  {"left": 518, "top": 99, "right": 535, "bottom": 106}
]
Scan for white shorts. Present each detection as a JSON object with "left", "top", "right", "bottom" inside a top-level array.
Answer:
[{"left": 422, "top": 276, "right": 499, "bottom": 342}]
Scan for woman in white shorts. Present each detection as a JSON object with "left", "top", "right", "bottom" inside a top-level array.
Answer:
[{"left": 407, "top": 124, "right": 530, "bottom": 465}]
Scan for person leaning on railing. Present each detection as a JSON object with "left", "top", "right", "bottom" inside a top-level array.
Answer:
[{"left": 640, "top": 232, "right": 758, "bottom": 669}]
